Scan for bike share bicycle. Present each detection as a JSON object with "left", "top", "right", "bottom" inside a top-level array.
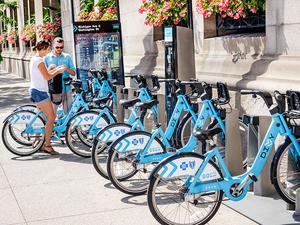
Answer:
[
  {"left": 90, "top": 74, "right": 161, "bottom": 176},
  {"left": 1, "top": 76, "right": 115, "bottom": 156},
  {"left": 146, "top": 90, "right": 300, "bottom": 225},
  {"left": 66, "top": 74, "right": 159, "bottom": 158},
  {"left": 106, "top": 80, "right": 246, "bottom": 196}
]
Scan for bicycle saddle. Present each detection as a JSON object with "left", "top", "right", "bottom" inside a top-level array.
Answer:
[
  {"left": 136, "top": 99, "right": 159, "bottom": 110},
  {"left": 93, "top": 95, "right": 112, "bottom": 106},
  {"left": 120, "top": 98, "right": 141, "bottom": 109},
  {"left": 193, "top": 127, "right": 223, "bottom": 142}
]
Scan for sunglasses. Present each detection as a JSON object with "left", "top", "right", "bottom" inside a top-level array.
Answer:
[{"left": 55, "top": 46, "right": 64, "bottom": 49}]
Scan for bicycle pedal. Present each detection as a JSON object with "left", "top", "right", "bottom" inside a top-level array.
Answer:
[{"left": 248, "top": 173, "right": 258, "bottom": 182}]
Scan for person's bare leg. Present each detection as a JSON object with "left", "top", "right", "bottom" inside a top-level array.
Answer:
[{"left": 37, "top": 100, "right": 56, "bottom": 151}]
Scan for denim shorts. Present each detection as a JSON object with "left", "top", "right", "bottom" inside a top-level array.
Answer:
[{"left": 30, "top": 88, "right": 50, "bottom": 103}]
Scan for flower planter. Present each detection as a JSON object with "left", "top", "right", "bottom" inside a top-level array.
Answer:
[{"left": 217, "top": 13, "right": 265, "bottom": 30}]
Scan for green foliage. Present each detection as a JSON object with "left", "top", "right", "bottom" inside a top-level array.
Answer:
[
  {"left": 80, "top": 0, "right": 94, "bottom": 12},
  {"left": 0, "top": 0, "right": 18, "bottom": 30},
  {"left": 95, "top": 0, "right": 116, "bottom": 8}
]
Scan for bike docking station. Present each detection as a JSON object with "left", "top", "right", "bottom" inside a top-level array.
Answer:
[
  {"left": 163, "top": 2, "right": 195, "bottom": 125},
  {"left": 71, "top": 0, "right": 125, "bottom": 113},
  {"left": 224, "top": 114, "right": 298, "bottom": 225}
]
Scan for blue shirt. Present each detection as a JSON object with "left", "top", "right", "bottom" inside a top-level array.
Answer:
[{"left": 44, "top": 52, "right": 76, "bottom": 93}]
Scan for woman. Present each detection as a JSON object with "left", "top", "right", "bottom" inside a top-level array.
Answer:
[{"left": 30, "top": 40, "right": 66, "bottom": 155}]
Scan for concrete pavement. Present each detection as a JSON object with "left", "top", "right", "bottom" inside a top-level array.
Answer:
[{"left": 0, "top": 71, "right": 259, "bottom": 225}]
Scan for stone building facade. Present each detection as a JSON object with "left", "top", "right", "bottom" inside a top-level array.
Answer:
[{"left": 1, "top": 0, "right": 300, "bottom": 115}]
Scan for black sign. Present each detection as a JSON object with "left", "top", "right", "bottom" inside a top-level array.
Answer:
[{"left": 73, "top": 21, "right": 121, "bottom": 34}]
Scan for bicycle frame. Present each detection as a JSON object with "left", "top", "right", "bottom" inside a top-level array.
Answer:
[
  {"left": 96, "top": 79, "right": 117, "bottom": 104},
  {"left": 22, "top": 92, "right": 90, "bottom": 138},
  {"left": 181, "top": 113, "right": 300, "bottom": 201},
  {"left": 136, "top": 99, "right": 225, "bottom": 164},
  {"left": 96, "top": 88, "right": 157, "bottom": 142}
]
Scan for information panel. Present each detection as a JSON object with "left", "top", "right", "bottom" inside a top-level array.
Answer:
[{"left": 73, "top": 21, "right": 124, "bottom": 90}]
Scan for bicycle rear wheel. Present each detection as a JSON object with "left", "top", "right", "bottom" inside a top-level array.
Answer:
[{"left": 272, "top": 138, "right": 300, "bottom": 205}]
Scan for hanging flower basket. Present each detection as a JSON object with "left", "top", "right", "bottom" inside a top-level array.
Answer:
[
  {"left": 0, "top": 33, "right": 6, "bottom": 44},
  {"left": 7, "top": 29, "right": 17, "bottom": 45},
  {"left": 138, "top": 0, "right": 188, "bottom": 27},
  {"left": 20, "top": 24, "right": 36, "bottom": 43},
  {"left": 37, "top": 17, "right": 62, "bottom": 42},
  {"left": 78, "top": 0, "right": 117, "bottom": 21}
]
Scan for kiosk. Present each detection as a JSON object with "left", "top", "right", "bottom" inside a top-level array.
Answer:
[
  {"left": 163, "top": 1, "right": 196, "bottom": 121},
  {"left": 71, "top": 1, "right": 124, "bottom": 91}
]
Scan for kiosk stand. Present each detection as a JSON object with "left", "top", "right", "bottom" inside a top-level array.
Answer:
[{"left": 163, "top": 24, "right": 195, "bottom": 122}]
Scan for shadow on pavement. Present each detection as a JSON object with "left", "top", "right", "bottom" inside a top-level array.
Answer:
[
  {"left": 0, "top": 86, "right": 31, "bottom": 109},
  {"left": 121, "top": 195, "right": 147, "bottom": 206},
  {"left": 104, "top": 182, "right": 116, "bottom": 189},
  {"left": 10, "top": 152, "right": 92, "bottom": 164}
]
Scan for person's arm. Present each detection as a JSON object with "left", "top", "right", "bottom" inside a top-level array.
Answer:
[
  {"left": 38, "top": 62, "right": 66, "bottom": 81},
  {"left": 65, "top": 55, "right": 76, "bottom": 76}
]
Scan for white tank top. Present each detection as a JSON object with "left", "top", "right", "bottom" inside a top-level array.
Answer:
[{"left": 29, "top": 55, "right": 49, "bottom": 92}]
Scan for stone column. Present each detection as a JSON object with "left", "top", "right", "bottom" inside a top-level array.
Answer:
[
  {"left": 34, "top": 0, "right": 43, "bottom": 27},
  {"left": 61, "top": 0, "right": 76, "bottom": 58},
  {"left": 265, "top": 0, "right": 300, "bottom": 55},
  {"left": 17, "top": 0, "right": 26, "bottom": 79}
]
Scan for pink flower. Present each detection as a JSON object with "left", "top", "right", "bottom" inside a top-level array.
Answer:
[
  {"left": 249, "top": 7, "right": 257, "bottom": 13},
  {"left": 138, "top": 6, "right": 146, "bottom": 14},
  {"left": 233, "top": 13, "right": 240, "bottom": 20},
  {"left": 173, "top": 18, "right": 181, "bottom": 25}
]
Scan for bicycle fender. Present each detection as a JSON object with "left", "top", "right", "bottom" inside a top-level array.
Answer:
[
  {"left": 3, "top": 110, "right": 44, "bottom": 125},
  {"left": 96, "top": 123, "right": 132, "bottom": 143}
]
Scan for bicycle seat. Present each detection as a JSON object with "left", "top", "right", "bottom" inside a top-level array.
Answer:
[
  {"left": 120, "top": 98, "right": 141, "bottom": 109},
  {"left": 193, "top": 127, "right": 223, "bottom": 142},
  {"left": 72, "top": 80, "right": 83, "bottom": 93},
  {"left": 136, "top": 99, "right": 159, "bottom": 110},
  {"left": 72, "top": 80, "right": 82, "bottom": 88},
  {"left": 93, "top": 95, "right": 112, "bottom": 106}
]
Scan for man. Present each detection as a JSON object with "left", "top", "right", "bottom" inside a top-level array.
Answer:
[{"left": 44, "top": 37, "right": 76, "bottom": 114}]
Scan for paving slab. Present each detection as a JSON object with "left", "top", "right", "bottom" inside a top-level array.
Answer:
[
  {"left": 0, "top": 189, "right": 25, "bottom": 225},
  {"left": 12, "top": 178, "right": 137, "bottom": 221},
  {"left": 0, "top": 147, "right": 97, "bottom": 188},
  {"left": 225, "top": 192, "right": 300, "bottom": 225},
  {"left": 0, "top": 166, "right": 10, "bottom": 190}
]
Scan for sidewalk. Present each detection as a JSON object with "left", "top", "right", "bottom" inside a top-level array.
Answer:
[{"left": 0, "top": 71, "right": 259, "bottom": 225}]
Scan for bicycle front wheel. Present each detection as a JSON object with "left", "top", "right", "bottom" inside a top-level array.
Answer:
[
  {"left": 65, "top": 111, "right": 110, "bottom": 158},
  {"left": 1, "top": 110, "right": 45, "bottom": 156},
  {"left": 91, "top": 123, "right": 132, "bottom": 179},
  {"left": 272, "top": 138, "right": 300, "bottom": 205},
  {"left": 107, "top": 130, "right": 166, "bottom": 195},
  {"left": 147, "top": 152, "right": 223, "bottom": 225}
]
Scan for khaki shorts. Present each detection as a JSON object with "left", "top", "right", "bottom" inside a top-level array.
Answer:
[{"left": 51, "top": 91, "right": 72, "bottom": 114}]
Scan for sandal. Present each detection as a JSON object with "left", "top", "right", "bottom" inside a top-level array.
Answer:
[{"left": 42, "top": 145, "right": 59, "bottom": 155}]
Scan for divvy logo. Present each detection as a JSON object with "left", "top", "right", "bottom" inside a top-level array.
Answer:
[
  {"left": 114, "top": 129, "right": 126, "bottom": 136},
  {"left": 180, "top": 161, "right": 196, "bottom": 171},
  {"left": 132, "top": 138, "right": 144, "bottom": 146}
]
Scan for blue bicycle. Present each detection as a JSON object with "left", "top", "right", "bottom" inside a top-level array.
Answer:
[
  {"left": 106, "top": 81, "right": 236, "bottom": 195},
  {"left": 1, "top": 80, "right": 113, "bottom": 156},
  {"left": 66, "top": 75, "right": 159, "bottom": 158},
  {"left": 91, "top": 75, "right": 161, "bottom": 178},
  {"left": 147, "top": 90, "right": 300, "bottom": 225}
]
